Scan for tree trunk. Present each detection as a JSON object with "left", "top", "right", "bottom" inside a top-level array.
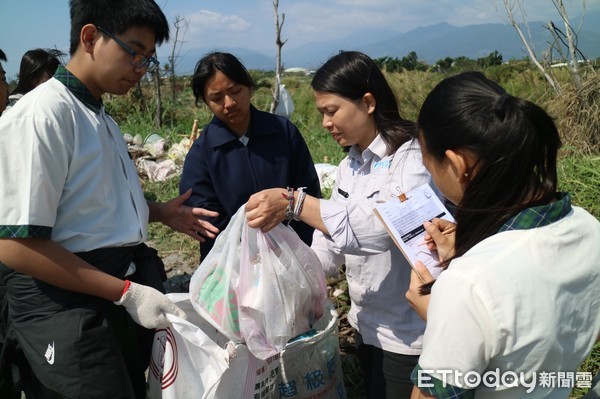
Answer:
[
  {"left": 503, "top": 0, "right": 561, "bottom": 92},
  {"left": 555, "top": 0, "right": 582, "bottom": 89},
  {"left": 154, "top": 68, "right": 163, "bottom": 128},
  {"left": 270, "top": 0, "right": 287, "bottom": 114},
  {"left": 169, "top": 16, "right": 189, "bottom": 101}
]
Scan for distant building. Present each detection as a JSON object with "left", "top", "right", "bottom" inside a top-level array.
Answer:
[
  {"left": 550, "top": 59, "right": 589, "bottom": 68},
  {"left": 284, "top": 67, "right": 315, "bottom": 75}
]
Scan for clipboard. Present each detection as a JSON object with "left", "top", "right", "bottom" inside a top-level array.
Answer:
[{"left": 373, "top": 183, "right": 454, "bottom": 280}]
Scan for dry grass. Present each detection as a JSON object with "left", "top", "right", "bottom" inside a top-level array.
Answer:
[{"left": 548, "top": 72, "right": 600, "bottom": 155}]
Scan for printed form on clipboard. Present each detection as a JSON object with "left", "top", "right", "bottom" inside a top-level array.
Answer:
[{"left": 373, "top": 183, "right": 454, "bottom": 280}]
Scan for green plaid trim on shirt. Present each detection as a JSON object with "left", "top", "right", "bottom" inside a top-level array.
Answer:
[
  {"left": 0, "top": 225, "right": 52, "bottom": 239},
  {"left": 54, "top": 65, "right": 102, "bottom": 113},
  {"left": 411, "top": 364, "right": 475, "bottom": 399},
  {"left": 410, "top": 193, "right": 572, "bottom": 398},
  {"left": 499, "top": 192, "right": 571, "bottom": 232}
]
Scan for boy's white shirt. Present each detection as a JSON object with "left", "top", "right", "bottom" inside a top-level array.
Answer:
[{"left": 0, "top": 78, "right": 148, "bottom": 252}]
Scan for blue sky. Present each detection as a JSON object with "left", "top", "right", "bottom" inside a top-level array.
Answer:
[{"left": 1, "top": 0, "right": 596, "bottom": 80}]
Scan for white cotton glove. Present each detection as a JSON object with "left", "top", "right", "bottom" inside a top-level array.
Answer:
[{"left": 114, "top": 282, "right": 186, "bottom": 329}]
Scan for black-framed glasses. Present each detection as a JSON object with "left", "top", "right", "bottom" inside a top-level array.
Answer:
[{"left": 97, "top": 26, "right": 159, "bottom": 73}]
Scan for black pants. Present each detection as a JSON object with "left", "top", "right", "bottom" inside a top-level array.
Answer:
[
  {"left": 0, "top": 277, "right": 19, "bottom": 399},
  {"left": 355, "top": 331, "right": 419, "bottom": 399},
  {"left": 0, "top": 244, "right": 167, "bottom": 399}
]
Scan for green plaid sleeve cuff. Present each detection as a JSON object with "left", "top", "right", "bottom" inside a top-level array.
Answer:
[
  {"left": 0, "top": 225, "right": 52, "bottom": 239},
  {"left": 411, "top": 364, "right": 475, "bottom": 399}
]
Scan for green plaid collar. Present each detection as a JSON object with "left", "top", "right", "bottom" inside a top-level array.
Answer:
[
  {"left": 498, "top": 192, "right": 572, "bottom": 233},
  {"left": 54, "top": 65, "right": 102, "bottom": 114}
]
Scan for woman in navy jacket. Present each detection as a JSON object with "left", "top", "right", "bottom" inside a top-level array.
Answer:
[{"left": 180, "top": 52, "right": 320, "bottom": 260}]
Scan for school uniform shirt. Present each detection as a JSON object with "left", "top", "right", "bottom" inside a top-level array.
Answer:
[
  {"left": 0, "top": 68, "right": 148, "bottom": 252},
  {"left": 0, "top": 66, "right": 152, "bottom": 398},
  {"left": 414, "top": 195, "right": 600, "bottom": 398},
  {"left": 311, "top": 135, "right": 432, "bottom": 355},
  {"left": 180, "top": 105, "right": 320, "bottom": 259},
  {"left": 0, "top": 70, "right": 149, "bottom": 252}
]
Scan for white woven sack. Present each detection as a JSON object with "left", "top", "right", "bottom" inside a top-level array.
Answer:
[
  {"left": 148, "top": 294, "right": 279, "bottom": 399},
  {"left": 275, "top": 303, "right": 347, "bottom": 399},
  {"left": 148, "top": 295, "right": 346, "bottom": 399}
]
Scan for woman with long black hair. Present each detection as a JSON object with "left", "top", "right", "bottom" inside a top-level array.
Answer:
[
  {"left": 407, "top": 71, "right": 600, "bottom": 398},
  {"left": 247, "top": 51, "right": 435, "bottom": 398}
]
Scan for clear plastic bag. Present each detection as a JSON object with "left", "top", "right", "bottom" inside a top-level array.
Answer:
[
  {"left": 275, "top": 84, "right": 295, "bottom": 118},
  {"left": 189, "top": 205, "right": 327, "bottom": 359}
]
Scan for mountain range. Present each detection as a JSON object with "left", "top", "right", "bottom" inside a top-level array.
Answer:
[{"left": 169, "top": 9, "right": 600, "bottom": 74}]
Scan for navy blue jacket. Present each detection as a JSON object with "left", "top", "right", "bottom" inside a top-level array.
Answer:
[{"left": 180, "top": 106, "right": 321, "bottom": 260}]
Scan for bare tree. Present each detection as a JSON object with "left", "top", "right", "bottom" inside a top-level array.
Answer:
[
  {"left": 502, "top": 0, "right": 592, "bottom": 92},
  {"left": 270, "top": 0, "right": 287, "bottom": 114},
  {"left": 168, "top": 16, "right": 189, "bottom": 101},
  {"left": 153, "top": 68, "right": 163, "bottom": 128},
  {"left": 150, "top": 16, "right": 188, "bottom": 128},
  {"left": 547, "top": 0, "right": 586, "bottom": 88},
  {"left": 502, "top": 0, "right": 561, "bottom": 92}
]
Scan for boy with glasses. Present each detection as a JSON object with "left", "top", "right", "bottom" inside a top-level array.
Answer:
[{"left": 0, "top": 1, "right": 219, "bottom": 398}]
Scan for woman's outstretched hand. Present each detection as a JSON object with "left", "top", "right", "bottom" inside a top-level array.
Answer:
[{"left": 151, "top": 189, "right": 220, "bottom": 242}]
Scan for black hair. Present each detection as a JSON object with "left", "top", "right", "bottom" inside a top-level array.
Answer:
[
  {"left": 69, "top": 0, "right": 169, "bottom": 56},
  {"left": 311, "top": 51, "right": 415, "bottom": 154},
  {"left": 191, "top": 51, "right": 254, "bottom": 106},
  {"left": 11, "top": 49, "right": 65, "bottom": 96},
  {"left": 0, "top": 50, "right": 6, "bottom": 62},
  {"left": 418, "top": 71, "right": 561, "bottom": 273}
]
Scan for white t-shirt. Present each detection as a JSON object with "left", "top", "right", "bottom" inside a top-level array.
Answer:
[
  {"left": 312, "top": 135, "right": 433, "bottom": 355},
  {"left": 0, "top": 78, "right": 148, "bottom": 252},
  {"left": 417, "top": 206, "right": 600, "bottom": 398}
]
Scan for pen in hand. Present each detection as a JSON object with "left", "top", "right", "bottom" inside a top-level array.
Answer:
[{"left": 418, "top": 219, "right": 456, "bottom": 247}]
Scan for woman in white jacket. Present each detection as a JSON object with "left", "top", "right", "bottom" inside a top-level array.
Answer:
[
  {"left": 406, "top": 71, "right": 600, "bottom": 399},
  {"left": 246, "top": 51, "right": 435, "bottom": 398}
]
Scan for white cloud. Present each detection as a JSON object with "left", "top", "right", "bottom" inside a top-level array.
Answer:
[
  {"left": 283, "top": 3, "right": 404, "bottom": 41},
  {"left": 187, "top": 10, "right": 250, "bottom": 33},
  {"left": 181, "top": 9, "right": 265, "bottom": 51}
]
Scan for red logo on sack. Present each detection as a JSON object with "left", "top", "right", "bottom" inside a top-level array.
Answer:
[{"left": 149, "top": 327, "right": 179, "bottom": 390}]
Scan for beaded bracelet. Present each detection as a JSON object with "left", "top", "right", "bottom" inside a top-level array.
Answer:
[
  {"left": 284, "top": 187, "right": 295, "bottom": 221},
  {"left": 294, "top": 187, "right": 307, "bottom": 220}
]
